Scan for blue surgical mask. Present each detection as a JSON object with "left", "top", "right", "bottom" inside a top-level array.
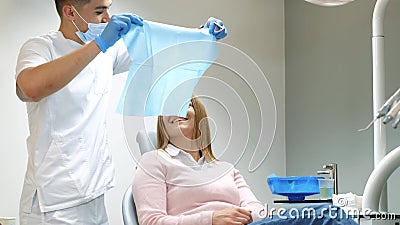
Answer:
[{"left": 71, "top": 7, "right": 107, "bottom": 43}]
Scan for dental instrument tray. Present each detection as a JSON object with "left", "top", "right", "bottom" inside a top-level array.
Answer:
[{"left": 267, "top": 174, "right": 321, "bottom": 201}]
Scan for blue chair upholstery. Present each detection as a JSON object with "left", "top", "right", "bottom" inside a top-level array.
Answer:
[
  {"left": 122, "top": 130, "right": 157, "bottom": 225},
  {"left": 122, "top": 185, "right": 138, "bottom": 225},
  {"left": 135, "top": 130, "right": 157, "bottom": 155}
]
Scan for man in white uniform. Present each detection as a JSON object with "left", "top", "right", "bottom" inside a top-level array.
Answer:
[{"left": 15, "top": 0, "right": 227, "bottom": 224}]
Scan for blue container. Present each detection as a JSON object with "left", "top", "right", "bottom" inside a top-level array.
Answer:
[{"left": 267, "top": 175, "right": 321, "bottom": 201}]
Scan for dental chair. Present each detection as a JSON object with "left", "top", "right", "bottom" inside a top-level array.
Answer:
[{"left": 122, "top": 130, "right": 157, "bottom": 225}]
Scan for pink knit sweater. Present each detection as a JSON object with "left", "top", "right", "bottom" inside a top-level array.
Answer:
[{"left": 132, "top": 146, "right": 264, "bottom": 225}]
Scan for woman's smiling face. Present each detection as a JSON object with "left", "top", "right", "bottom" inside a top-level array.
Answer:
[{"left": 162, "top": 102, "right": 195, "bottom": 140}]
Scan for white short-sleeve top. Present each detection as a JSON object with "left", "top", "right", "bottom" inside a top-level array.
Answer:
[{"left": 16, "top": 30, "right": 130, "bottom": 212}]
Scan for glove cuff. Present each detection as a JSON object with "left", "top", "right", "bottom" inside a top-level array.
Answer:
[{"left": 94, "top": 36, "right": 110, "bottom": 53}]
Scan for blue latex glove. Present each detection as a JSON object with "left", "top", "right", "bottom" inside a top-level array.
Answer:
[
  {"left": 203, "top": 17, "right": 227, "bottom": 40},
  {"left": 95, "top": 13, "right": 143, "bottom": 52}
]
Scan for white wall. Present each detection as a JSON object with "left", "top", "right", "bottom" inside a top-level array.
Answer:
[
  {"left": 0, "top": 0, "right": 285, "bottom": 224},
  {"left": 285, "top": 0, "right": 400, "bottom": 213}
]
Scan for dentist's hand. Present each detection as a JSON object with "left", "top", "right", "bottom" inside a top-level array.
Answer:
[
  {"left": 203, "top": 17, "right": 228, "bottom": 40},
  {"left": 95, "top": 13, "right": 143, "bottom": 52}
]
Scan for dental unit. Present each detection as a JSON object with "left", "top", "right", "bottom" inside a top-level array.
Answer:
[{"left": 305, "top": 0, "right": 400, "bottom": 224}]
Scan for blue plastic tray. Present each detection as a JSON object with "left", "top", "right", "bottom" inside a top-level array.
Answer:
[{"left": 267, "top": 175, "right": 321, "bottom": 201}]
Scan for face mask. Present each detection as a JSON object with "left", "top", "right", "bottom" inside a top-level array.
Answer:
[{"left": 71, "top": 6, "right": 107, "bottom": 43}]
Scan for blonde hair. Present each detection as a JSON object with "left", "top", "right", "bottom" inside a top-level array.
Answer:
[{"left": 157, "top": 97, "right": 216, "bottom": 161}]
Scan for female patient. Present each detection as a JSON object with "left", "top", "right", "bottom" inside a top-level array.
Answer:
[{"left": 132, "top": 96, "right": 264, "bottom": 225}]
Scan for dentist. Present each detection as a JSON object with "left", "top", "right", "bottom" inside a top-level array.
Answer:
[{"left": 14, "top": 0, "right": 227, "bottom": 224}]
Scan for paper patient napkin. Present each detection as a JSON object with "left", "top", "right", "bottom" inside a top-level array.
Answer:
[{"left": 116, "top": 20, "right": 218, "bottom": 117}]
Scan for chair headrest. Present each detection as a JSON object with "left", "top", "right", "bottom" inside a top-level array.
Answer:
[{"left": 136, "top": 130, "right": 157, "bottom": 155}]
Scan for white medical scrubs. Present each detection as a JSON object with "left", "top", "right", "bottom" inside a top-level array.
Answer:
[{"left": 15, "top": 31, "right": 130, "bottom": 223}]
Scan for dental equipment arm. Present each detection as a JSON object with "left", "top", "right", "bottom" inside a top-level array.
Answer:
[
  {"left": 359, "top": 87, "right": 400, "bottom": 131},
  {"left": 392, "top": 111, "right": 400, "bottom": 128},
  {"left": 382, "top": 100, "right": 400, "bottom": 124},
  {"left": 363, "top": 145, "right": 400, "bottom": 211},
  {"left": 379, "top": 88, "right": 400, "bottom": 116}
]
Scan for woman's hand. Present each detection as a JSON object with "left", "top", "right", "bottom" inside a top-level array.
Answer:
[{"left": 212, "top": 207, "right": 253, "bottom": 225}]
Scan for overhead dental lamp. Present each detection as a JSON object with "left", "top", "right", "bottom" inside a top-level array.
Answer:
[{"left": 304, "top": 0, "right": 354, "bottom": 7}]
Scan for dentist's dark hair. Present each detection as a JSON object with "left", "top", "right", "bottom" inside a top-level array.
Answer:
[{"left": 54, "top": 0, "right": 90, "bottom": 17}]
